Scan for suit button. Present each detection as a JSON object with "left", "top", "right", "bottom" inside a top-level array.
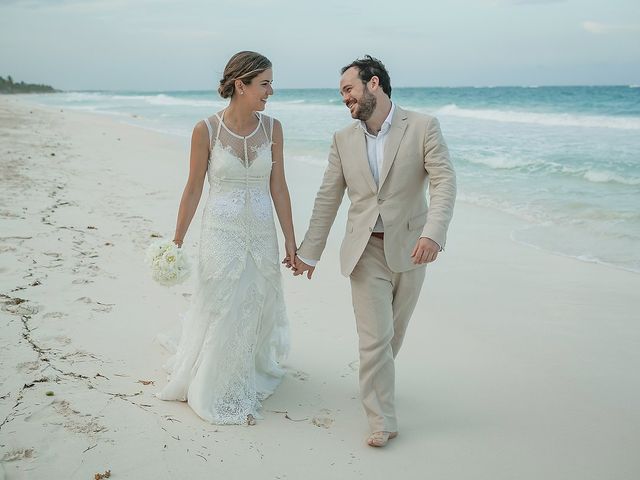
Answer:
[
  {"left": 377, "top": 198, "right": 384, "bottom": 204},
  {"left": 368, "top": 227, "right": 373, "bottom": 232}
]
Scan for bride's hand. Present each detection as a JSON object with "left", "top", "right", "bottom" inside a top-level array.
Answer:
[{"left": 282, "top": 241, "right": 297, "bottom": 270}]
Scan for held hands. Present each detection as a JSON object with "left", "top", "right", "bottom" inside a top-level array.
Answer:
[
  {"left": 292, "top": 255, "right": 315, "bottom": 279},
  {"left": 411, "top": 237, "right": 440, "bottom": 265},
  {"left": 282, "top": 237, "right": 437, "bottom": 277},
  {"left": 281, "top": 241, "right": 297, "bottom": 270},
  {"left": 281, "top": 247, "right": 316, "bottom": 280},
  {"left": 282, "top": 237, "right": 438, "bottom": 278}
]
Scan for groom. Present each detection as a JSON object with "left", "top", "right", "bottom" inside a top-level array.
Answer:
[{"left": 294, "top": 55, "right": 456, "bottom": 447}]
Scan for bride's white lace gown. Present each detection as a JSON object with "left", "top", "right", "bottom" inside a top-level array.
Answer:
[{"left": 157, "top": 111, "right": 289, "bottom": 424}]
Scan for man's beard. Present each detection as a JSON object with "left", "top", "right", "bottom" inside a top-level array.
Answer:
[{"left": 353, "top": 88, "right": 377, "bottom": 121}]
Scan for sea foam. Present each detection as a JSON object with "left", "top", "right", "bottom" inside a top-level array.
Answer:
[{"left": 435, "top": 104, "right": 640, "bottom": 130}]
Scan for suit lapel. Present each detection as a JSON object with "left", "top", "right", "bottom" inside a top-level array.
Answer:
[
  {"left": 351, "top": 123, "right": 378, "bottom": 193},
  {"left": 378, "top": 107, "right": 408, "bottom": 189}
]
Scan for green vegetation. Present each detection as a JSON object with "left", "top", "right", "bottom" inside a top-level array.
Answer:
[{"left": 0, "top": 75, "right": 57, "bottom": 93}]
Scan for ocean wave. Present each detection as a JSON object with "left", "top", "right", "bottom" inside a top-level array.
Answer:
[
  {"left": 581, "top": 169, "right": 640, "bottom": 186},
  {"left": 464, "top": 155, "right": 540, "bottom": 170},
  {"left": 434, "top": 104, "right": 640, "bottom": 130},
  {"left": 56, "top": 92, "right": 219, "bottom": 108},
  {"left": 144, "top": 94, "right": 218, "bottom": 108},
  {"left": 267, "top": 100, "right": 338, "bottom": 110},
  {"left": 62, "top": 92, "right": 109, "bottom": 102},
  {"left": 461, "top": 154, "right": 640, "bottom": 186},
  {"left": 557, "top": 165, "right": 640, "bottom": 185},
  {"left": 110, "top": 95, "right": 148, "bottom": 100},
  {"left": 456, "top": 192, "right": 545, "bottom": 223}
]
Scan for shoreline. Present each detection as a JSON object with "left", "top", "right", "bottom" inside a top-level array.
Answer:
[
  {"left": 17, "top": 93, "right": 640, "bottom": 276},
  {"left": 1, "top": 95, "right": 639, "bottom": 479},
  {"left": 16, "top": 92, "right": 640, "bottom": 274}
]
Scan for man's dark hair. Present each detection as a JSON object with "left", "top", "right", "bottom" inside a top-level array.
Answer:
[{"left": 341, "top": 55, "right": 392, "bottom": 98}]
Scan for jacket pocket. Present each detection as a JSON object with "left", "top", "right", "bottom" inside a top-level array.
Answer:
[
  {"left": 347, "top": 221, "right": 354, "bottom": 233},
  {"left": 407, "top": 211, "right": 428, "bottom": 231}
]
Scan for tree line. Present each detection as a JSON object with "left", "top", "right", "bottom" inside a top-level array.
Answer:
[{"left": 0, "top": 75, "right": 57, "bottom": 93}]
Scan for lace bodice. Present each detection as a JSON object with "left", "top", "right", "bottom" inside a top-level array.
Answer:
[{"left": 199, "top": 111, "right": 279, "bottom": 280}]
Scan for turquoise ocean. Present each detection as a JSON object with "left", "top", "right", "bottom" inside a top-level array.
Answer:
[{"left": 31, "top": 86, "right": 640, "bottom": 273}]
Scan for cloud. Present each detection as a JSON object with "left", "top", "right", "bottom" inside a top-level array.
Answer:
[{"left": 582, "top": 21, "right": 640, "bottom": 34}]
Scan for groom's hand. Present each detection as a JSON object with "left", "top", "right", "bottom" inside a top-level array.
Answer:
[
  {"left": 293, "top": 255, "right": 315, "bottom": 279},
  {"left": 411, "top": 237, "right": 440, "bottom": 264}
]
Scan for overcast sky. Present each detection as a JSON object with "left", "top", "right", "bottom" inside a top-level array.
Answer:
[{"left": 1, "top": 0, "right": 639, "bottom": 90}]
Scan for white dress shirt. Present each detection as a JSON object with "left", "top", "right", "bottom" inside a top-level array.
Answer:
[{"left": 362, "top": 103, "right": 395, "bottom": 233}]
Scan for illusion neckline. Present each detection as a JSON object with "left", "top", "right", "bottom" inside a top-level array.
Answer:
[{"left": 218, "top": 110, "right": 262, "bottom": 140}]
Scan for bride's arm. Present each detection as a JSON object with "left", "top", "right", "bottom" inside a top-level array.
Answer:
[
  {"left": 269, "top": 119, "right": 296, "bottom": 264},
  {"left": 173, "top": 121, "right": 209, "bottom": 247}
]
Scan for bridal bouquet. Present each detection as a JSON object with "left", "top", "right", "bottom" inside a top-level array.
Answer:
[{"left": 145, "top": 239, "right": 191, "bottom": 287}]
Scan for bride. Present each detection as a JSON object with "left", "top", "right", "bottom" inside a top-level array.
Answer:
[{"left": 157, "top": 51, "right": 296, "bottom": 425}]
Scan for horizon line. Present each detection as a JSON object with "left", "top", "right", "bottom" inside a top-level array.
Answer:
[{"left": 51, "top": 84, "right": 639, "bottom": 93}]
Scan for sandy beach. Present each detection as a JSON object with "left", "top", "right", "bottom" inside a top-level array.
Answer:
[{"left": 1, "top": 95, "right": 639, "bottom": 479}]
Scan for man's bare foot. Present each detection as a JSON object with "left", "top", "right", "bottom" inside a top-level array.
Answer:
[
  {"left": 247, "top": 414, "right": 256, "bottom": 426},
  {"left": 367, "top": 431, "right": 398, "bottom": 447}
]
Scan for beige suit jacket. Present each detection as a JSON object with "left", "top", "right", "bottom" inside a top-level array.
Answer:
[{"left": 298, "top": 106, "right": 456, "bottom": 277}]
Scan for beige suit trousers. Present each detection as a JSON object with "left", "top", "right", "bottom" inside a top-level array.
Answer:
[{"left": 349, "top": 236, "right": 426, "bottom": 433}]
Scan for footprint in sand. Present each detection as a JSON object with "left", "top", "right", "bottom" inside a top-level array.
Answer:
[
  {"left": 92, "top": 303, "right": 114, "bottom": 313},
  {"left": 72, "top": 261, "right": 101, "bottom": 277},
  {"left": 311, "top": 409, "right": 334, "bottom": 429},
  {"left": 16, "top": 360, "right": 41, "bottom": 373},
  {"left": 289, "top": 370, "right": 309, "bottom": 381},
  {"left": 54, "top": 336, "right": 72, "bottom": 345},
  {"left": 26, "top": 400, "right": 107, "bottom": 436},
  {"left": 0, "top": 295, "right": 39, "bottom": 316},
  {"left": 0, "top": 209, "right": 23, "bottom": 219},
  {"left": 2, "top": 448, "right": 35, "bottom": 462},
  {"left": 75, "top": 296, "right": 114, "bottom": 313}
]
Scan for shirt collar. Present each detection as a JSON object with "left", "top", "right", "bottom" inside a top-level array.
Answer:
[{"left": 360, "top": 102, "right": 395, "bottom": 137}]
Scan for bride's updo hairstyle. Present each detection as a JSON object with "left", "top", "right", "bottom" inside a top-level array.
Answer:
[{"left": 218, "top": 51, "right": 272, "bottom": 99}]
